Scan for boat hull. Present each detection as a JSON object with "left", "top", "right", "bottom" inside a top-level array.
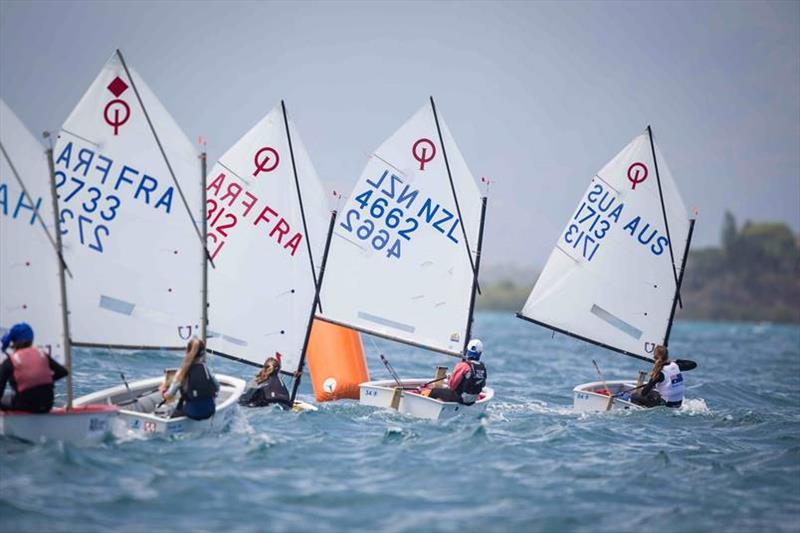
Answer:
[
  {"left": 0, "top": 404, "right": 119, "bottom": 445},
  {"left": 360, "top": 379, "right": 494, "bottom": 420},
  {"left": 73, "top": 374, "right": 245, "bottom": 437},
  {"left": 572, "top": 380, "right": 641, "bottom": 413}
]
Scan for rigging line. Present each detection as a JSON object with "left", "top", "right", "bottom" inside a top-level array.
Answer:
[
  {"left": 217, "top": 161, "right": 250, "bottom": 185},
  {"left": 281, "top": 101, "right": 319, "bottom": 297},
  {"left": 115, "top": 49, "right": 204, "bottom": 247},
  {"left": 646, "top": 125, "right": 682, "bottom": 308},
  {"left": 664, "top": 218, "right": 695, "bottom": 347},
  {"left": 0, "top": 141, "right": 72, "bottom": 278},
  {"left": 290, "top": 210, "right": 337, "bottom": 404},
  {"left": 200, "top": 148, "right": 209, "bottom": 344},
  {"left": 371, "top": 152, "right": 406, "bottom": 176},
  {"left": 44, "top": 142, "right": 74, "bottom": 408},
  {"left": 465, "top": 196, "right": 487, "bottom": 347},
  {"left": 59, "top": 128, "right": 98, "bottom": 147},
  {"left": 429, "top": 97, "right": 481, "bottom": 295}
]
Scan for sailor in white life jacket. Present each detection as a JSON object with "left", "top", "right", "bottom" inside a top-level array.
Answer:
[
  {"left": 630, "top": 345, "right": 697, "bottom": 408},
  {"left": 0, "top": 323, "right": 69, "bottom": 413}
]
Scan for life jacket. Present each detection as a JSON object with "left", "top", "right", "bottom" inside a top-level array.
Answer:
[
  {"left": 181, "top": 363, "right": 217, "bottom": 401},
  {"left": 10, "top": 347, "right": 53, "bottom": 393},
  {"left": 655, "top": 361, "right": 684, "bottom": 404},
  {"left": 456, "top": 360, "right": 487, "bottom": 405},
  {"left": 240, "top": 375, "right": 291, "bottom": 408}
]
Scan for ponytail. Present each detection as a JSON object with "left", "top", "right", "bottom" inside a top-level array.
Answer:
[{"left": 650, "top": 345, "right": 669, "bottom": 381}]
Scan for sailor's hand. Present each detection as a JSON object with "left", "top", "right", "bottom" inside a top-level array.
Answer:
[{"left": 162, "top": 392, "right": 174, "bottom": 402}]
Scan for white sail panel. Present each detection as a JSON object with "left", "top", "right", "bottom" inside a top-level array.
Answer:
[
  {"left": 520, "top": 132, "right": 691, "bottom": 360},
  {"left": 53, "top": 52, "right": 203, "bottom": 348},
  {"left": 0, "top": 100, "right": 65, "bottom": 361},
  {"left": 319, "top": 103, "right": 482, "bottom": 355},
  {"left": 206, "top": 107, "right": 330, "bottom": 373}
]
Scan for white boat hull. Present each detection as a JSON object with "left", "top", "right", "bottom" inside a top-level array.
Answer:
[
  {"left": 360, "top": 378, "right": 494, "bottom": 420},
  {"left": 0, "top": 404, "right": 119, "bottom": 445},
  {"left": 572, "top": 380, "right": 642, "bottom": 413},
  {"left": 74, "top": 374, "right": 245, "bottom": 437}
]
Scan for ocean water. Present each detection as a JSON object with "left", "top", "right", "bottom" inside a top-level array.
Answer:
[{"left": 1, "top": 313, "right": 798, "bottom": 532}]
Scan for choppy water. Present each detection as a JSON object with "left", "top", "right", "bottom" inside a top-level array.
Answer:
[{"left": 1, "top": 313, "right": 799, "bottom": 532}]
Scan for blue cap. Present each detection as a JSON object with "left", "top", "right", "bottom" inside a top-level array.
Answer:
[{"left": 1, "top": 323, "right": 34, "bottom": 351}]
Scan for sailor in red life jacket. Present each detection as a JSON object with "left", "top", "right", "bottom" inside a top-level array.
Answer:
[
  {"left": 0, "top": 323, "right": 69, "bottom": 413},
  {"left": 428, "top": 339, "right": 488, "bottom": 405},
  {"left": 630, "top": 345, "right": 697, "bottom": 408}
]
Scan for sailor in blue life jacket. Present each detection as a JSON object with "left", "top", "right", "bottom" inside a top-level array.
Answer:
[
  {"left": 630, "top": 345, "right": 697, "bottom": 408},
  {"left": 0, "top": 323, "right": 69, "bottom": 413},
  {"left": 161, "top": 337, "right": 219, "bottom": 420},
  {"left": 238, "top": 353, "right": 293, "bottom": 410},
  {"left": 428, "top": 339, "right": 488, "bottom": 405}
]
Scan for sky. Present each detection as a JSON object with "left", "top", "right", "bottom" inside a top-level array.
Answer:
[{"left": 1, "top": 0, "right": 798, "bottom": 271}]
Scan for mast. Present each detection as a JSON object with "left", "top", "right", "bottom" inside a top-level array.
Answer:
[
  {"left": 291, "top": 210, "right": 337, "bottom": 403},
  {"left": 282, "top": 100, "right": 319, "bottom": 295},
  {"left": 663, "top": 219, "right": 695, "bottom": 346},
  {"left": 464, "top": 196, "right": 487, "bottom": 348},
  {"left": 44, "top": 141, "right": 74, "bottom": 409},
  {"left": 647, "top": 125, "right": 681, "bottom": 308},
  {"left": 429, "top": 97, "right": 479, "bottom": 291},
  {"left": 200, "top": 148, "right": 208, "bottom": 344}
]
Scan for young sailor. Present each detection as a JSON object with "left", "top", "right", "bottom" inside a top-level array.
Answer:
[
  {"left": 238, "top": 354, "right": 292, "bottom": 409},
  {"left": 428, "top": 339, "right": 488, "bottom": 405},
  {"left": 0, "top": 323, "right": 69, "bottom": 413},
  {"left": 630, "top": 345, "right": 697, "bottom": 408},
  {"left": 161, "top": 337, "right": 219, "bottom": 420}
]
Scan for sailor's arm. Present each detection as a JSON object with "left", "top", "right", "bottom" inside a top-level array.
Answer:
[
  {"left": 640, "top": 372, "right": 664, "bottom": 395},
  {"left": 0, "top": 358, "right": 11, "bottom": 397},
  {"left": 448, "top": 362, "right": 469, "bottom": 390},
  {"left": 676, "top": 359, "right": 698, "bottom": 371},
  {"left": 48, "top": 356, "right": 69, "bottom": 381}
]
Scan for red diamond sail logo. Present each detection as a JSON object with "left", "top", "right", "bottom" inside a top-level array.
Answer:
[{"left": 107, "top": 76, "right": 128, "bottom": 97}]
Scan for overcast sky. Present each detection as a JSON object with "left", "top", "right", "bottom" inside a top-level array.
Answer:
[{"left": 1, "top": 0, "right": 798, "bottom": 270}]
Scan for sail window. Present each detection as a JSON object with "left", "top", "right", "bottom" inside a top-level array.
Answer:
[
  {"left": 590, "top": 304, "right": 642, "bottom": 339},
  {"left": 99, "top": 295, "right": 135, "bottom": 316},
  {"left": 357, "top": 311, "right": 415, "bottom": 333}
]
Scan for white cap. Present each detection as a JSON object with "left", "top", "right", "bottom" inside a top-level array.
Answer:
[{"left": 466, "top": 338, "right": 483, "bottom": 359}]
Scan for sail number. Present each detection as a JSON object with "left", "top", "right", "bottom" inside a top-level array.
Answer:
[
  {"left": 54, "top": 170, "right": 120, "bottom": 254},
  {"left": 339, "top": 191, "right": 413, "bottom": 259},
  {"left": 562, "top": 180, "right": 671, "bottom": 262},
  {"left": 338, "top": 169, "right": 463, "bottom": 260},
  {"left": 53, "top": 141, "right": 178, "bottom": 254}
]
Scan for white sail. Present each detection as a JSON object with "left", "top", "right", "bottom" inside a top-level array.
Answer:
[
  {"left": 0, "top": 100, "right": 65, "bottom": 361},
  {"left": 520, "top": 131, "right": 692, "bottom": 360},
  {"left": 205, "top": 106, "right": 330, "bottom": 373},
  {"left": 53, "top": 51, "right": 203, "bottom": 349},
  {"left": 318, "top": 102, "right": 482, "bottom": 356}
]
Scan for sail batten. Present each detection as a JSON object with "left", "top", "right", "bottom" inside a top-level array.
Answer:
[{"left": 519, "top": 129, "right": 692, "bottom": 361}]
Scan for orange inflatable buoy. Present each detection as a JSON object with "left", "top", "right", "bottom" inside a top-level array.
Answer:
[{"left": 306, "top": 319, "right": 369, "bottom": 402}]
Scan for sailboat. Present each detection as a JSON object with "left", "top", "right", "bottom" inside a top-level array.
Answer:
[
  {"left": 516, "top": 127, "right": 695, "bottom": 413},
  {"left": 0, "top": 99, "right": 118, "bottom": 444},
  {"left": 201, "top": 101, "right": 336, "bottom": 412},
  {"left": 316, "top": 98, "right": 494, "bottom": 420},
  {"left": 58, "top": 50, "right": 245, "bottom": 435}
]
